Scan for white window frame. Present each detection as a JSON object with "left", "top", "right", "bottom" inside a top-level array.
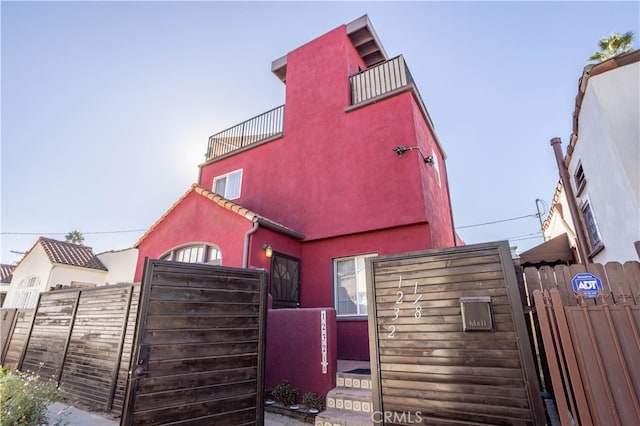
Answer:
[
  {"left": 15, "top": 275, "right": 41, "bottom": 308},
  {"left": 213, "top": 169, "right": 243, "bottom": 200},
  {"left": 580, "top": 197, "right": 604, "bottom": 256},
  {"left": 333, "top": 253, "right": 376, "bottom": 318},
  {"left": 160, "top": 243, "right": 222, "bottom": 265}
]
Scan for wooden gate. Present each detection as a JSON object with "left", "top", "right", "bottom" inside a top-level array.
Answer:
[
  {"left": 524, "top": 261, "right": 640, "bottom": 425},
  {"left": 366, "top": 241, "right": 546, "bottom": 425},
  {"left": 121, "top": 259, "right": 267, "bottom": 426},
  {"left": 2, "top": 284, "right": 139, "bottom": 414}
]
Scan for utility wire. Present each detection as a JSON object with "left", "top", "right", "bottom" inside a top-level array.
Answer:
[
  {"left": 1, "top": 229, "right": 146, "bottom": 236},
  {"left": 455, "top": 214, "right": 538, "bottom": 229}
]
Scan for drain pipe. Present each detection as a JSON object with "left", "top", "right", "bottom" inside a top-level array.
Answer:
[
  {"left": 243, "top": 220, "right": 260, "bottom": 268},
  {"left": 550, "top": 137, "right": 590, "bottom": 264},
  {"left": 441, "top": 158, "right": 458, "bottom": 247}
]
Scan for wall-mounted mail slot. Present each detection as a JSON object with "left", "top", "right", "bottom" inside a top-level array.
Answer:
[{"left": 460, "top": 296, "right": 493, "bottom": 331}]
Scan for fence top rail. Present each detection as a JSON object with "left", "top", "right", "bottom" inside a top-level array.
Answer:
[{"left": 523, "top": 261, "right": 640, "bottom": 307}]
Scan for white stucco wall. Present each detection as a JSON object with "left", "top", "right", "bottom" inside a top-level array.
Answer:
[
  {"left": 48, "top": 265, "right": 107, "bottom": 288},
  {"left": 98, "top": 248, "right": 138, "bottom": 284},
  {"left": 2, "top": 244, "right": 52, "bottom": 308},
  {"left": 569, "top": 61, "right": 640, "bottom": 263}
]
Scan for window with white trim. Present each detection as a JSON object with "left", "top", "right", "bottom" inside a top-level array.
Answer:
[
  {"left": 213, "top": 169, "right": 243, "bottom": 199},
  {"left": 581, "top": 198, "right": 604, "bottom": 255},
  {"left": 15, "top": 276, "right": 41, "bottom": 308},
  {"left": 333, "top": 253, "right": 376, "bottom": 317},
  {"left": 160, "top": 244, "right": 222, "bottom": 265},
  {"left": 574, "top": 162, "right": 586, "bottom": 196}
]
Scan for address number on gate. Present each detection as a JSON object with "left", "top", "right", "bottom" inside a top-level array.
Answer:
[{"left": 387, "top": 276, "right": 423, "bottom": 338}]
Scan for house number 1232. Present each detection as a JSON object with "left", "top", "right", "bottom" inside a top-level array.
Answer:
[{"left": 388, "top": 276, "right": 423, "bottom": 338}]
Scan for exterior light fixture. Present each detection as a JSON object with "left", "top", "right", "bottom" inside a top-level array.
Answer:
[
  {"left": 263, "top": 244, "right": 273, "bottom": 258},
  {"left": 393, "top": 145, "right": 434, "bottom": 166}
]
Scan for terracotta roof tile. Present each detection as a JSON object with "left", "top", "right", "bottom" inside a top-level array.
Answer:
[
  {"left": 135, "top": 183, "right": 304, "bottom": 247},
  {"left": 39, "top": 237, "right": 108, "bottom": 271},
  {"left": 0, "top": 264, "right": 15, "bottom": 283}
]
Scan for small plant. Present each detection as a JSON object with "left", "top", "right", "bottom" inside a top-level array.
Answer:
[
  {"left": 302, "top": 391, "right": 324, "bottom": 411},
  {"left": 273, "top": 379, "right": 299, "bottom": 407},
  {"left": 0, "top": 367, "right": 68, "bottom": 426},
  {"left": 264, "top": 388, "right": 275, "bottom": 402}
]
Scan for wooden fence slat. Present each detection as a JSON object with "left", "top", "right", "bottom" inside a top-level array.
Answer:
[
  {"left": 605, "top": 262, "right": 633, "bottom": 304},
  {"left": 532, "top": 290, "right": 573, "bottom": 426},
  {"left": 550, "top": 290, "right": 594, "bottom": 426},
  {"left": 523, "top": 267, "right": 541, "bottom": 300},
  {"left": 623, "top": 261, "right": 640, "bottom": 304}
]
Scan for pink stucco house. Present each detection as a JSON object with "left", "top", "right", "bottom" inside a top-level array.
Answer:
[{"left": 134, "top": 16, "right": 459, "bottom": 400}]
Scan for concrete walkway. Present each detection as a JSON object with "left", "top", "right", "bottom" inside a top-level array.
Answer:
[{"left": 47, "top": 402, "right": 309, "bottom": 425}]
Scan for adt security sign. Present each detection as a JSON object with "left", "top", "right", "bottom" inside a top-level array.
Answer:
[{"left": 571, "top": 272, "right": 603, "bottom": 298}]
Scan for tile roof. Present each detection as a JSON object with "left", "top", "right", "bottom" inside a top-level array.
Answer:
[
  {"left": 39, "top": 237, "right": 108, "bottom": 271},
  {"left": 0, "top": 264, "right": 15, "bottom": 283},
  {"left": 566, "top": 49, "right": 640, "bottom": 164},
  {"left": 135, "top": 183, "right": 304, "bottom": 247}
]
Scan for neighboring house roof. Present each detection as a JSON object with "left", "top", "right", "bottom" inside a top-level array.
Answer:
[
  {"left": 565, "top": 49, "right": 640, "bottom": 164},
  {"left": 519, "top": 233, "right": 575, "bottom": 267},
  {"left": 0, "top": 264, "right": 15, "bottom": 283},
  {"left": 134, "top": 183, "right": 305, "bottom": 247},
  {"left": 39, "top": 237, "right": 108, "bottom": 271},
  {"left": 542, "top": 181, "right": 564, "bottom": 232},
  {"left": 12, "top": 237, "right": 108, "bottom": 272}
]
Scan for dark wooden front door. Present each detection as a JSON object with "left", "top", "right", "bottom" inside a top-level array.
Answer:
[
  {"left": 121, "top": 259, "right": 267, "bottom": 425},
  {"left": 270, "top": 253, "right": 300, "bottom": 309}
]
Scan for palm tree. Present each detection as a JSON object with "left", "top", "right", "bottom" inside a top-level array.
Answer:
[
  {"left": 588, "top": 31, "right": 635, "bottom": 62},
  {"left": 65, "top": 230, "right": 84, "bottom": 245}
]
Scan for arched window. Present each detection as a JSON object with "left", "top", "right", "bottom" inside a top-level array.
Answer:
[
  {"left": 160, "top": 244, "right": 222, "bottom": 265},
  {"left": 15, "top": 276, "right": 41, "bottom": 308}
]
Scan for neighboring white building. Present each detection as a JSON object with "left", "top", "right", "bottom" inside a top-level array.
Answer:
[
  {"left": 0, "top": 264, "right": 15, "bottom": 306},
  {"left": 1, "top": 237, "right": 138, "bottom": 309},
  {"left": 533, "top": 50, "right": 640, "bottom": 264}
]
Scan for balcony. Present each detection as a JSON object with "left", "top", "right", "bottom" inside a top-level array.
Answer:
[
  {"left": 205, "top": 105, "right": 284, "bottom": 161},
  {"left": 204, "top": 55, "right": 436, "bottom": 162},
  {"left": 349, "top": 54, "right": 436, "bottom": 134}
]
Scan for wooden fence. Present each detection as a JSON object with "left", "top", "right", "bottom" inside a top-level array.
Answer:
[
  {"left": 523, "top": 261, "right": 640, "bottom": 425},
  {"left": 367, "top": 241, "right": 546, "bottom": 425},
  {"left": 0, "top": 283, "right": 139, "bottom": 415}
]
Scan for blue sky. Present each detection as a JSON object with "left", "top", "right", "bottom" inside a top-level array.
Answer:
[{"left": 2, "top": 1, "right": 639, "bottom": 264}]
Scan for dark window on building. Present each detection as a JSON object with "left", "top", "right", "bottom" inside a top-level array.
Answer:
[
  {"left": 574, "top": 162, "right": 586, "bottom": 196},
  {"left": 581, "top": 199, "right": 604, "bottom": 255}
]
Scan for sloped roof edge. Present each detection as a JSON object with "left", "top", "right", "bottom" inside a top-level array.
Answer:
[
  {"left": 0, "top": 264, "right": 15, "bottom": 283},
  {"left": 12, "top": 237, "right": 108, "bottom": 272},
  {"left": 134, "top": 184, "right": 304, "bottom": 247},
  {"left": 566, "top": 49, "right": 640, "bottom": 164}
]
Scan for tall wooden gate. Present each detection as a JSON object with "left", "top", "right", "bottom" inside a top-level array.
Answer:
[
  {"left": 524, "top": 262, "right": 640, "bottom": 425},
  {"left": 121, "top": 259, "right": 267, "bottom": 426},
  {"left": 366, "top": 241, "right": 546, "bottom": 425}
]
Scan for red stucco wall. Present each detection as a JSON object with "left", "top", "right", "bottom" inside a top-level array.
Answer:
[
  {"left": 300, "top": 223, "right": 432, "bottom": 360},
  {"left": 198, "top": 26, "right": 451, "bottom": 244},
  {"left": 139, "top": 21, "right": 457, "bottom": 368},
  {"left": 265, "top": 308, "right": 337, "bottom": 399}
]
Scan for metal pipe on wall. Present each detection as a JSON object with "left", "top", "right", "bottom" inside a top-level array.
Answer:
[{"left": 550, "top": 137, "right": 590, "bottom": 264}]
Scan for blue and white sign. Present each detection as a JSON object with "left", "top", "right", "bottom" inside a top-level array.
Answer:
[{"left": 571, "top": 272, "right": 603, "bottom": 298}]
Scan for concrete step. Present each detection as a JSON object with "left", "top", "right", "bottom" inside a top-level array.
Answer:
[
  {"left": 326, "top": 387, "right": 372, "bottom": 414},
  {"left": 336, "top": 372, "right": 372, "bottom": 390},
  {"left": 314, "top": 409, "right": 373, "bottom": 426}
]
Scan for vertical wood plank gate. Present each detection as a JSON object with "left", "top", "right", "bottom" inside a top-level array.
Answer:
[
  {"left": 366, "top": 241, "right": 546, "bottom": 425},
  {"left": 121, "top": 259, "right": 267, "bottom": 426},
  {"left": 525, "top": 261, "right": 640, "bottom": 425}
]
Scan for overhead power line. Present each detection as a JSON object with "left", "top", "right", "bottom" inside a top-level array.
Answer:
[
  {"left": 456, "top": 214, "right": 538, "bottom": 229},
  {"left": 1, "top": 229, "right": 146, "bottom": 236}
]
